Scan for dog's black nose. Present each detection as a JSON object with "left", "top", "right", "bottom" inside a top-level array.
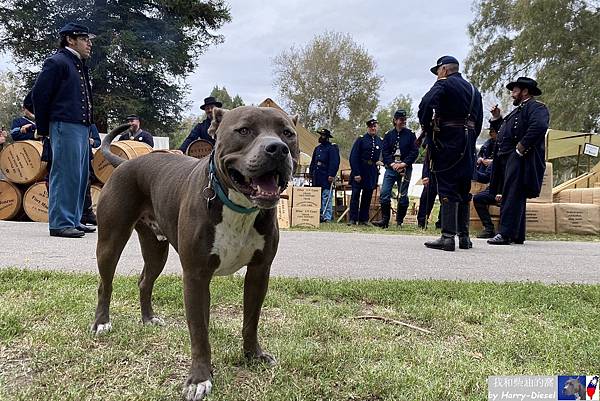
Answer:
[{"left": 264, "top": 141, "right": 289, "bottom": 160}]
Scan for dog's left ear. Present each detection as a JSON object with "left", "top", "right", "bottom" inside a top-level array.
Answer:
[{"left": 208, "top": 107, "right": 228, "bottom": 138}]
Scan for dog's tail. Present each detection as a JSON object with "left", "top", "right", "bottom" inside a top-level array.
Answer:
[{"left": 100, "top": 123, "right": 131, "bottom": 168}]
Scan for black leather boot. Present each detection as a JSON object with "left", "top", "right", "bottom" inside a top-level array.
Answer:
[
  {"left": 372, "top": 203, "right": 390, "bottom": 229},
  {"left": 395, "top": 203, "right": 409, "bottom": 227},
  {"left": 457, "top": 202, "right": 472, "bottom": 249},
  {"left": 424, "top": 201, "right": 457, "bottom": 251}
]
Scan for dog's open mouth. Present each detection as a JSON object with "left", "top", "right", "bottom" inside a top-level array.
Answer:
[{"left": 228, "top": 168, "right": 284, "bottom": 202}]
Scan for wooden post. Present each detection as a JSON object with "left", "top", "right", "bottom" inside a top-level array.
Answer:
[{"left": 576, "top": 145, "right": 581, "bottom": 177}]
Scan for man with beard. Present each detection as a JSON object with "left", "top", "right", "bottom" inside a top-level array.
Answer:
[
  {"left": 179, "top": 96, "right": 222, "bottom": 152},
  {"left": 309, "top": 128, "right": 340, "bottom": 222},
  {"left": 118, "top": 114, "right": 154, "bottom": 147},
  {"left": 418, "top": 55, "right": 483, "bottom": 251},
  {"left": 348, "top": 118, "right": 383, "bottom": 225},
  {"left": 487, "top": 77, "right": 549, "bottom": 245},
  {"left": 32, "top": 22, "right": 97, "bottom": 238},
  {"left": 372, "top": 109, "right": 418, "bottom": 228}
]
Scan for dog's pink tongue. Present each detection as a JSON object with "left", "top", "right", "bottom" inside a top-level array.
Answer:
[{"left": 253, "top": 174, "right": 278, "bottom": 193}]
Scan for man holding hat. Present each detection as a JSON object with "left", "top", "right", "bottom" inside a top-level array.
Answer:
[
  {"left": 372, "top": 109, "right": 418, "bottom": 229},
  {"left": 179, "top": 96, "right": 222, "bottom": 152},
  {"left": 118, "top": 114, "right": 154, "bottom": 147},
  {"left": 418, "top": 55, "right": 483, "bottom": 251},
  {"left": 309, "top": 128, "right": 340, "bottom": 222},
  {"left": 487, "top": 77, "right": 549, "bottom": 245},
  {"left": 32, "top": 22, "right": 97, "bottom": 238},
  {"left": 348, "top": 118, "right": 383, "bottom": 225}
]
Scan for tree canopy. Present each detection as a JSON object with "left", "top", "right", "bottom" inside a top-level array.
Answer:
[
  {"left": 209, "top": 85, "right": 245, "bottom": 109},
  {"left": 465, "top": 0, "right": 600, "bottom": 132},
  {"left": 0, "top": 0, "right": 231, "bottom": 134},
  {"left": 272, "top": 31, "right": 382, "bottom": 155}
]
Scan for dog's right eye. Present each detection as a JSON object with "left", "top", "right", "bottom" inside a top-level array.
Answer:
[{"left": 236, "top": 128, "right": 251, "bottom": 136}]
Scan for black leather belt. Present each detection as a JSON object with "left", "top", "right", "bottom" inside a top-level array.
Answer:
[{"left": 440, "top": 120, "right": 476, "bottom": 128}]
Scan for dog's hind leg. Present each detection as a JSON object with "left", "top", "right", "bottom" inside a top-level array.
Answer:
[
  {"left": 91, "top": 219, "right": 135, "bottom": 335},
  {"left": 135, "top": 221, "right": 169, "bottom": 325}
]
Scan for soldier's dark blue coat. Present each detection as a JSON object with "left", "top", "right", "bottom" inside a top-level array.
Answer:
[
  {"left": 119, "top": 129, "right": 154, "bottom": 148},
  {"left": 10, "top": 117, "right": 37, "bottom": 141},
  {"left": 418, "top": 72, "right": 483, "bottom": 202},
  {"left": 32, "top": 48, "right": 93, "bottom": 136},
  {"left": 489, "top": 99, "right": 549, "bottom": 198},
  {"left": 179, "top": 118, "right": 214, "bottom": 152},
  {"left": 309, "top": 141, "right": 340, "bottom": 189},
  {"left": 478, "top": 138, "right": 496, "bottom": 159},
  {"left": 349, "top": 133, "right": 383, "bottom": 189},
  {"left": 381, "top": 127, "right": 419, "bottom": 167}
]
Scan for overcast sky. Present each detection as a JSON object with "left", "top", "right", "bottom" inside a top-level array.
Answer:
[{"left": 0, "top": 0, "right": 478, "bottom": 116}]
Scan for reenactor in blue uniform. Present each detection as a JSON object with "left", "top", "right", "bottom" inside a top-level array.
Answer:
[
  {"left": 32, "top": 22, "right": 97, "bottom": 238},
  {"left": 348, "top": 118, "right": 383, "bottom": 225},
  {"left": 309, "top": 128, "right": 340, "bottom": 222},
  {"left": 418, "top": 55, "right": 483, "bottom": 251},
  {"left": 487, "top": 77, "right": 550, "bottom": 245},
  {"left": 10, "top": 93, "right": 37, "bottom": 141},
  {"left": 118, "top": 114, "right": 154, "bottom": 147},
  {"left": 373, "top": 110, "right": 418, "bottom": 228},
  {"left": 472, "top": 115, "right": 502, "bottom": 238},
  {"left": 179, "top": 96, "right": 221, "bottom": 152}
]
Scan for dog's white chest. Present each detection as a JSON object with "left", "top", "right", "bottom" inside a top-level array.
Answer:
[{"left": 210, "top": 193, "right": 265, "bottom": 276}]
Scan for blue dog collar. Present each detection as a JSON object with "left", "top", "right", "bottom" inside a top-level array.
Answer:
[{"left": 208, "top": 153, "right": 258, "bottom": 214}]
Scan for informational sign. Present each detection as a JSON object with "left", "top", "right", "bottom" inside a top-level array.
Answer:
[{"left": 583, "top": 142, "right": 599, "bottom": 157}]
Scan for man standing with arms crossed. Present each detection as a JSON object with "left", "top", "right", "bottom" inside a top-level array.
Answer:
[
  {"left": 32, "top": 22, "right": 96, "bottom": 238},
  {"left": 418, "top": 56, "right": 483, "bottom": 251}
]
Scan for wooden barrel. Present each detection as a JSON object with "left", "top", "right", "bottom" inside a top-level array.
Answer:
[
  {"left": 23, "top": 181, "right": 49, "bottom": 222},
  {"left": 186, "top": 139, "right": 213, "bottom": 159},
  {"left": 0, "top": 140, "right": 47, "bottom": 184},
  {"left": 90, "top": 184, "right": 102, "bottom": 214},
  {"left": 92, "top": 140, "right": 153, "bottom": 184},
  {"left": 0, "top": 180, "right": 23, "bottom": 220}
]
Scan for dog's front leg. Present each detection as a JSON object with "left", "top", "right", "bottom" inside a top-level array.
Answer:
[
  {"left": 243, "top": 261, "right": 277, "bottom": 366},
  {"left": 182, "top": 271, "right": 213, "bottom": 401}
]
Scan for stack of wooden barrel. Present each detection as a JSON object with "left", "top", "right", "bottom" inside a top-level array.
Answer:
[{"left": 0, "top": 140, "right": 154, "bottom": 222}]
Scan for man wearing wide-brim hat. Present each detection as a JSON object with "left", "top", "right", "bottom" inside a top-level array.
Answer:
[
  {"left": 179, "top": 96, "right": 222, "bottom": 152},
  {"left": 487, "top": 77, "right": 550, "bottom": 245},
  {"left": 309, "top": 128, "right": 340, "bottom": 222},
  {"left": 32, "top": 22, "right": 97, "bottom": 238}
]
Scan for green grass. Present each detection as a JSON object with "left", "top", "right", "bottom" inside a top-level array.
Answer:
[{"left": 1, "top": 269, "right": 599, "bottom": 401}]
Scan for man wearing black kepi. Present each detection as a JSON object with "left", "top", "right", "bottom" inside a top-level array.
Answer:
[
  {"left": 348, "top": 118, "right": 383, "bottom": 225},
  {"left": 373, "top": 109, "right": 418, "bottom": 228},
  {"left": 418, "top": 55, "right": 483, "bottom": 251},
  {"left": 179, "top": 96, "right": 222, "bottom": 152},
  {"left": 487, "top": 77, "right": 549, "bottom": 245},
  {"left": 309, "top": 128, "right": 340, "bottom": 223},
  {"left": 118, "top": 114, "right": 154, "bottom": 147},
  {"left": 32, "top": 22, "right": 97, "bottom": 238}
]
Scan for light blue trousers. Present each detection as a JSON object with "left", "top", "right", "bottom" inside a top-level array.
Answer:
[
  {"left": 320, "top": 188, "right": 334, "bottom": 221},
  {"left": 49, "top": 122, "right": 90, "bottom": 230}
]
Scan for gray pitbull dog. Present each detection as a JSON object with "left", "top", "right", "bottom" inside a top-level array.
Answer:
[{"left": 90, "top": 106, "right": 299, "bottom": 400}]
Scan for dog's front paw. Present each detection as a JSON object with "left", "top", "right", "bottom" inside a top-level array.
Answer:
[
  {"left": 90, "top": 322, "right": 112, "bottom": 336},
  {"left": 182, "top": 379, "right": 212, "bottom": 401},
  {"left": 245, "top": 350, "right": 277, "bottom": 366},
  {"left": 143, "top": 316, "right": 165, "bottom": 326}
]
